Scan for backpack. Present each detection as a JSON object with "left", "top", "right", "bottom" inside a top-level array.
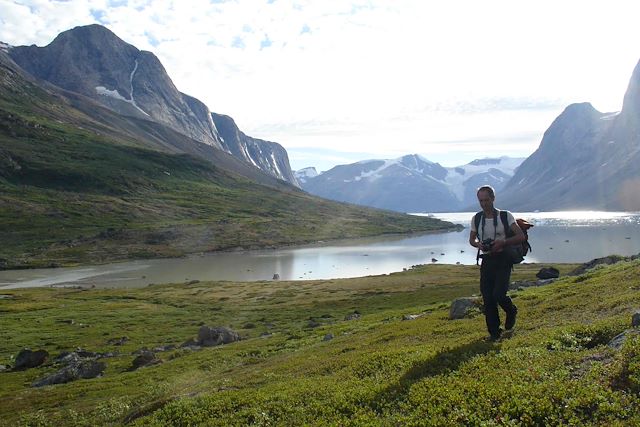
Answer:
[{"left": 473, "top": 210, "right": 533, "bottom": 264}]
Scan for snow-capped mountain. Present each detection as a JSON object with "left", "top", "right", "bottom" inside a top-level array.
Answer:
[
  {"left": 299, "top": 154, "right": 525, "bottom": 213},
  {"left": 294, "top": 167, "right": 319, "bottom": 185}
]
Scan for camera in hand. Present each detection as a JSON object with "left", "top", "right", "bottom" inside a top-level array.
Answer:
[{"left": 481, "top": 238, "right": 495, "bottom": 252}]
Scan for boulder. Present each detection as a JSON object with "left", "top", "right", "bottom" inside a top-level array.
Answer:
[
  {"left": 449, "top": 297, "right": 482, "bottom": 320},
  {"left": 197, "top": 326, "right": 240, "bottom": 347},
  {"left": 536, "top": 267, "right": 560, "bottom": 280},
  {"left": 131, "top": 351, "right": 162, "bottom": 370},
  {"left": 14, "top": 349, "right": 49, "bottom": 370},
  {"left": 608, "top": 329, "right": 640, "bottom": 350},
  {"left": 107, "top": 336, "right": 129, "bottom": 346},
  {"left": 632, "top": 311, "right": 640, "bottom": 327},
  {"left": 31, "top": 360, "right": 105, "bottom": 387},
  {"left": 344, "top": 312, "right": 361, "bottom": 321},
  {"left": 569, "top": 254, "right": 639, "bottom": 276}
]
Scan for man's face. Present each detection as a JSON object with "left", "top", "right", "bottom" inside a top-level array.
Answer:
[{"left": 477, "top": 190, "right": 494, "bottom": 212}]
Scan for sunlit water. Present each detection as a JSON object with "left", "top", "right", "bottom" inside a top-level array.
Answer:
[{"left": 0, "top": 211, "right": 638, "bottom": 289}]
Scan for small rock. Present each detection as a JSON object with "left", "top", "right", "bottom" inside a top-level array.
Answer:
[
  {"left": 344, "top": 312, "right": 361, "bottom": 321},
  {"left": 307, "top": 319, "right": 321, "bottom": 328},
  {"left": 632, "top": 311, "right": 640, "bottom": 327},
  {"left": 107, "top": 336, "right": 129, "bottom": 346},
  {"left": 180, "top": 338, "right": 199, "bottom": 348},
  {"left": 131, "top": 351, "right": 162, "bottom": 370},
  {"left": 0, "top": 364, "right": 8, "bottom": 372},
  {"left": 32, "top": 360, "right": 105, "bottom": 387},
  {"left": 197, "top": 326, "right": 240, "bottom": 347},
  {"left": 402, "top": 314, "right": 420, "bottom": 321},
  {"left": 323, "top": 333, "right": 334, "bottom": 341},
  {"left": 14, "top": 349, "right": 49, "bottom": 370},
  {"left": 608, "top": 330, "right": 640, "bottom": 350},
  {"left": 449, "top": 297, "right": 482, "bottom": 320},
  {"left": 536, "top": 267, "right": 560, "bottom": 280}
]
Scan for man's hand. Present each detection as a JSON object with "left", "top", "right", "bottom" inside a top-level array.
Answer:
[{"left": 490, "top": 238, "right": 506, "bottom": 253}]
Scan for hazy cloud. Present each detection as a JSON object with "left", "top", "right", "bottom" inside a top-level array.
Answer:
[{"left": 2, "top": 0, "right": 640, "bottom": 169}]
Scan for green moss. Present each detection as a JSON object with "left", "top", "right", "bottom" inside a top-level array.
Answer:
[{"left": 1, "top": 261, "right": 639, "bottom": 425}]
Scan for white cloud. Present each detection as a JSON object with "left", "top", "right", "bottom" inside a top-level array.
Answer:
[{"left": 2, "top": 0, "right": 640, "bottom": 169}]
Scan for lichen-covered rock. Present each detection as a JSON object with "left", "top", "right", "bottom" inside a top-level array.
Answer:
[
  {"left": 536, "top": 267, "right": 560, "bottom": 280},
  {"left": 449, "top": 297, "right": 482, "bottom": 320},
  {"left": 31, "top": 360, "right": 105, "bottom": 387},
  {"left": 197, "top": 326, "right": 240, "bottom": 347},
  {"left": 14, "top": 349, "right": 49, "bottom": 370}
]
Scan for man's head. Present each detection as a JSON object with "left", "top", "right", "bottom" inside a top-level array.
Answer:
[{"left": 477, "top": 185, "right": 495, "bottom": 213}]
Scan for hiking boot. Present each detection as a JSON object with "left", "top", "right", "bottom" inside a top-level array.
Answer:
[
  {"left": 505, "top": 306, "right": 518, "bottom": 331},
  {"left": 488, "top": 328, "right": 503, "bottom": 342}
]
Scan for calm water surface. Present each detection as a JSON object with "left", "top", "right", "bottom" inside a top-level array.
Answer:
[{"left": 1, "top": 211, "right": 638, "bottom": 289}]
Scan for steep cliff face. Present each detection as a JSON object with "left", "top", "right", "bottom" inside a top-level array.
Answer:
[
  {"left": 212, "top": 113, "right": 299, "bottom": 186},
  {"left": 9, "top": 25, "right": 223, "bottom": 149},
  {"left": 500, "top": 59, "right": 640, "bottom": 211},
  {"left": 7, "top": 24, "right": 299, "bottom": 186}
]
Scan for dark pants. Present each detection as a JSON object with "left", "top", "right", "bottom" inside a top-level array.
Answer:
[{"left": 480, "top": 252, "right": 516, "bottom": 336}]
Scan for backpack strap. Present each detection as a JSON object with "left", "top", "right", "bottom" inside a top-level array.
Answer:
[
  {"left": 500, "top": 210, "right": 513, "bottom": 237},
  {"left": 474, "top": 212, "right": 482, "bottom": 265}
]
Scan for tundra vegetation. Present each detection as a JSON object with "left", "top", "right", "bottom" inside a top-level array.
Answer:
[
  {"left": 0, "top": 82, "right": 457, "bottom": 270},
  {"left": 1, "top": 260, "right": 640, "bottom": 426}
]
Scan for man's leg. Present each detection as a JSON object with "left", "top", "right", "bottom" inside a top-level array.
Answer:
[
  {"left": 480, "top": 260, "right": 501, "bottom": 338},
  {"left": 493, "top": 260, "right": 517, "bottom": 330}
]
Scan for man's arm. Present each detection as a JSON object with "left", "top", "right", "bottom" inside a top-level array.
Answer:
[
  {"left": 492, "top": 222, "right": 525, "bottom": 252},
  {"left": 469, "top": 230, "right": 480, "bottom": 248}
]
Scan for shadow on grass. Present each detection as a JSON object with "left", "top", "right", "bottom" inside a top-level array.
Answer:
[{"left": 370, "top": 339, "right": 499, "bottom": 411}]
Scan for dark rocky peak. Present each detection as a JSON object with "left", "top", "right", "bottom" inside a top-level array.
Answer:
[
  {"left": 537, "top": 102, "right": 605, "bottom": 151},
  {"left": 621, "top": 59, "right": 640, "bottom": 116},
  {"left": 9, "top": 25, "right": 138, "bottom": 97},
  {"left": 9, "top": 24, "right": 224, "bottom": 149}
]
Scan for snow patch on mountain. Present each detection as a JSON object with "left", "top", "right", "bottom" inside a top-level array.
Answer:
[
  {"left": 95, "top": 85, "right": 149, "bottom": 116},
  {"left": 443, "top": 156, "right": 523, "bottom": 200}
]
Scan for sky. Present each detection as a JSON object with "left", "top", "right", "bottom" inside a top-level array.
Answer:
[{"left": 2, "top": 0, "right": 640, "bottom": 172}]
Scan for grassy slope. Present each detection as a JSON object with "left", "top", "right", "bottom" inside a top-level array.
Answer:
[
  {"left": 1, "top": 260, "right": 640, "bottom": 426},
  {"left": 0, "top": 87, "right": 456, "bottom": 269}
]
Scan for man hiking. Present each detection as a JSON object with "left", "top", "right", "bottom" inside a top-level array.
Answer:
[{"left": 469, "top": 185, "right": 525, "bottom": 341}]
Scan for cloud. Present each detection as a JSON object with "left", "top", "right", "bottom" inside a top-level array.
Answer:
[{"left": 2, "top": 0, "right": 640, "bottom": 170}]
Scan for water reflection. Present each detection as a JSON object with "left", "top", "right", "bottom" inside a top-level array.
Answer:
[{"left": 0, "top": 211, "right": 638, "bottom": 289}]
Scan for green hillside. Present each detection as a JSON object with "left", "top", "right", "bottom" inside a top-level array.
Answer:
[
  {"left": 0, "top": 70, "right": 455, "bottom": 269},
  {"left": 1, "top": 260, "right": 639, "bottom": 426}
]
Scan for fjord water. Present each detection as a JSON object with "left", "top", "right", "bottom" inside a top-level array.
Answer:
[{"left": 1, "top": 211, "right": 638, "bottom": 289}]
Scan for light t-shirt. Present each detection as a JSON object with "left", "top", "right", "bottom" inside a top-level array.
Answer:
[{"left": 470, "top": 210, "right": 516, "bottom": 251}]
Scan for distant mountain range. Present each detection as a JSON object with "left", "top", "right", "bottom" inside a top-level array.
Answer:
[
  {"left": 5, "top": 24, "right": 299, "bottom": 186},
  {"left": 297, "top": 155, "right": 524, "bottom": 213},
  {"left": 299, "top": 56, "right": 640, "bottom": 213}
]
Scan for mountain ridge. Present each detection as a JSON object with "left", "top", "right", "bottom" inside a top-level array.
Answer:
[
  {"left": 6, "top": 24, "right": 299, "bottom": 186},
  {"left": 298, "top": 154, "right": 524, "bottom": 212}
]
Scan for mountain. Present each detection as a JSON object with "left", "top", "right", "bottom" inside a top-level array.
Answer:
[
  {"left": 211, "top": 113, "right": 299, "bottom": 186},
  {"left": 0, "top": 46, "right": 456, "bottom": 269},
  {"left": 500, "top": 58, "right": 640, "bottom": 211},
  {"left": 299, "top": 155, "right": 524, "bottom": 213},
  {"left": 294, "top": 167, "right": 318, "bottom": 185},
  {"left": 6, "top": 24, "right": 298, "bottom": 185}
]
